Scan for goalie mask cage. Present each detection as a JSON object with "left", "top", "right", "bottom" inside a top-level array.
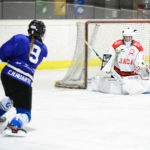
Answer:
[{"left": 55, "top": 19, "right": 150, "bottom": 89}]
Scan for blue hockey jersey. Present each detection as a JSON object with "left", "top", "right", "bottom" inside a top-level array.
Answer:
[{"left": 0, "top": 34, "right": 48, "bottom": 86}]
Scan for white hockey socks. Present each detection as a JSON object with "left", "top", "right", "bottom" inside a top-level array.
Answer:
[{"left": 0, "top": 97, "right": 13, "bottom": 116}]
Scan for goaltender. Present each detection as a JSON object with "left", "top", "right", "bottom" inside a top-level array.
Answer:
[{"left": 91, "top": 27, "right": 150, "bottom": 95}]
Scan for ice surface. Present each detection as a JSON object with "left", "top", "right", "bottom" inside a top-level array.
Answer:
[{"left": 1, "top": 69, "right": 150, "bottom": 150}]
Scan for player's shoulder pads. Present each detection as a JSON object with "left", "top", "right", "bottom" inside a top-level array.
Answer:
[
  {"left": 112, "top": 40, "right": 124, "bottom": 50},
  {"left": 132, "top": 40, "right": 143, "bottom": 52}
]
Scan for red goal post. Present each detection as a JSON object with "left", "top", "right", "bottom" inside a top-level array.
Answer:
[{"left": 55, "top": 19, "right": 150, "bottom": 89}]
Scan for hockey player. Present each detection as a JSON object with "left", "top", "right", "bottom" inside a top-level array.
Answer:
[
  {"left": 0, "top": 20, "right": 48, "bottom": 136},
  {"left": 91, "top": 27, "right": 150, "bottom": 94}
]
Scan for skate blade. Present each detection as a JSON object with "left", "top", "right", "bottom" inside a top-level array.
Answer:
[{"left": 3, "top": 128, "right": 27, "bottom": 137}]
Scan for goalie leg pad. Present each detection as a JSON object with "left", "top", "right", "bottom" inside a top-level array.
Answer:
[
  {"left": 91, "top": 76, "right": 124, "bottom": 94},
  {"left": 122, "top": 76, "right": 150, "bottom": 95}
]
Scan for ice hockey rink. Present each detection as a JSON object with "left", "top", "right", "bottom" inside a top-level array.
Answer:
[{"left": 1, "top": 69, "right": 150, "bottom": 150}]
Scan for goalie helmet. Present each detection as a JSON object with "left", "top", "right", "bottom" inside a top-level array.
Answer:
[
  {"left": 28, "top": 20, "right": 46, "bottom": 40},
  {"left": 122, "top": 27, "right": 136, "bottom": 46},
  {"left": 122, "top": 27, "right": 136, "bottom": 37}
]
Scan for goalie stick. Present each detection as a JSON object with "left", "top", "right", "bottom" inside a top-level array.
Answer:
[{"left": 84, "top": 40, "right": 103, "bottom": 61}]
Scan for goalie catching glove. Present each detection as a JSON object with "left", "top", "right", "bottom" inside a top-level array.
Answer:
[{"left": 134, "top": 65, "right": 150, "bottom": 80}]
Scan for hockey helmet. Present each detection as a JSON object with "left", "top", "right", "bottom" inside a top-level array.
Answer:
[
  {"left": 28, "top": 20, "right": 46, "bottom": 40},
  {"left": 122, "top": 27, "right": 136, "bottom": 37}
]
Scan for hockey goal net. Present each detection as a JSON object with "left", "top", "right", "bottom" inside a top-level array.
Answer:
[{"left": 55, "top": 20, "right": 150, "bottom": 89}]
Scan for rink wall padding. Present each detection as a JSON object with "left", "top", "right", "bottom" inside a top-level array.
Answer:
[{"left": 0, "top": 59, "right": 100, "bottom": 71}]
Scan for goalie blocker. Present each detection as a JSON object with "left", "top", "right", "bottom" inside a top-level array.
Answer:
[{"left": 101, "top": 54, "right": 113, "bottom": 72}]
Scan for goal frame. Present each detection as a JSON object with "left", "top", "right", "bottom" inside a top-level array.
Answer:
[{"left": 55, "top": 19, "right": 150, "bottom": 89}]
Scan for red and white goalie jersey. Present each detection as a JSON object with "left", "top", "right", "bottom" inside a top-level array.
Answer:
[{"left": 108, "top": 39, "right": 145, "bottom": 76}]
